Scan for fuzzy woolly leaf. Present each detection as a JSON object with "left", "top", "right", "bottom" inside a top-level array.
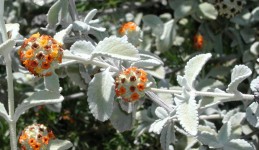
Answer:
[
  {"left": 227, "top": 65, "right": 252, "bottom": 93},
  {"left": 84, "top": 9, "right": 97, "bottom": 23},
  {"left": 0, "top": 103, "right": 9, "bottom": 122},
  {"left": 176, "top": 93, "right": 198, "bottom": 136},
  {"left": 156, "top": 20, "right": 174, "bottom": 52},
  {"left": 142, "top": 15, "right": 164, "bottom": 36},
  {"left": 87, "top": 69, "right": 115, "bottom": 121},
  {"left": 48, "top": 139, "right": 73, "bottom": 150},
  {"left": 160, "top": 122, "right": 175, "bottom": 150},
  {"left": 66, "top": 64, "right": 87, "bottom": 89},
  {"left": 224, "top": 139, "right": 254, "bottom": 150},
  {"left": 44, "top": 73, "right": 59, "bottom": 93},
  {"left": 149, "top": 117, "right": 169, "bottom": 134},
  {"left": 70, "top": 40, "right": 95, "bottom": 58},
  {"left": 198, "top": 2, "right": 218, "bottom": 20},
  {"left": 218, "top": 122, "right": 232, "bottom": 145},
  {"left": 155, "top": 107, "right": 169, "bottom": 119},
  {"left": 132, "top": 59, "right": 162, "bottom": 68},
  {"left": 110, "top": 101, "right": 134, "bottom": 132},
  {"left": 222, "top": 109, "right": 239, "bottom": 124},
  {"left": 14, "top": 91, "right": 64, "bottom": 122},
  {"left": 174, "top": 0, "right": 193, "bottom": 19},
  {"left": 250, "top": 76, "right": 259, "bottom": 92},
  {"left": 197, "top": 126, "right": 221, "bottom": 148},
  {"left": 184, "top": 53, "right": 212, "bottom": 88},
  {"left": 54, "top": 24, "right": 72, "bottom": 44},
  {"left": 246, "top": 102, "right": 259, "bottom": 128},
  {"left": 92, "top": 36, "right": 140, "bottom": 61},
  {"left": 73, "top": 21, "right": 90, "bottom": 31},
  {"left": 47, "top": 0, "right": 68, "bottom": 29},
  {"left": 0, "top": 39, "right": 15, "bottom": 56}
]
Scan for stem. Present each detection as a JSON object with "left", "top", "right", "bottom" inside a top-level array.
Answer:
[
  {"left": 63, "top": 54, "right": 119, "bottom": 72},
  {"left": 6, "top": 53, "right": 17, "bottom": 149},
  {"left": 68, "top": 0, "right": 78, "bottom": 21},
  {"left": 150, "top": 88, "right": 254, "bottom": 100},
  {"left": 0, "top": 0, "right": 8, "bottom": 42}
]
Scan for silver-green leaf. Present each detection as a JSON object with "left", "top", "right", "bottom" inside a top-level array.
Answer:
[
  {"left": 198, "top": 2, "right": 218, "bottom": 20},
  {"left": 92, "top": 36, "right": 140, "bottom": 61},
  {"left": 47, "top": 0, "right": 69, "bottom": 29},
  {"left": 223, "top": 139, "right": 254, "bottom": 150},
  {"left": 246, "top": 102, "right": 259, "bottom": 128},
  {"left": 227, "top": 65, "right": 252, "bottom": 93},
  {"left": 87, "top": 69, "right": 115, "bottom": 121},
  {"left": 14, "top": 91, "right": 64, "bottom": 122},
  {"left": 184, "top": 53, "right": 212, "bottom": 89},
  {"left": 160, "top": 122, "right": 175, "bottom": 150},
  {"left": 44, "top": 73, "right": 60, "bottom": 93},
  {"left": 0, "top": 103, "right": 9, "bottom": 122},
  {"left": 176, "top": 92, "right": 198, "bottom": 136},
  {"left": 142, "top": 15, "right": 164, "bottom": 37},
  {"left": 70, "top": 40, "right": 95, "bottom": 59},
  {"left": 47, "top": 139, "right": 73, "bottom": 150}
]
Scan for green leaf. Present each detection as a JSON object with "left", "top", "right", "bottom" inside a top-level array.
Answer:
[
  {"left": 87, "top": 69, "right": 115, "bottom": 121},
  {"left": 160, "top": 122, "right": 175, "bottom": 150},
  {"left": 53, "top": 24, "right": 72, "bottom": 44},
  {"left": 14, "top": 91, "right": 64, "bottom": 122},
  {"left": 227, "top": 65, "right": 252, "bottom": 93},
  {"left": 109, "top": 101, "right": 134, "bottom": 132},
  {"left": 0, "top": 39, "right": 15, "bottom": 57},
  {"left": 92, "top": 36, "right": 140, "bottom": 61},
  {"left": 0, "top": 103, "right": 9, "bottom": 122},
  {"left": 156, "top": 19, "right": 175, "bottom": 52},
  {"left": 218, "top": 122, "right": 232, "bottom": 145},
  {"left": 142, "top": 15, "right": 164, "bottom": 37},
  {"left": 246, "top": 102, "right": 259, "bottom": 128},
  {"left": 223, "top": 139, "right": 254, "bottom": 150},
  {"left": 176, "top": 92, "right": 198, "bottom": 136},
  {"left": 48, "top": 139, "right": 73, "bottom": 150},
  {"left": 47, "top": 0, "right": 69, "bottom": 29},
  {"left": 44, "top": 73, "right": 60, "bottom": 93},
  {"left": 198, "top": 2, "right": 218, "bottom": 20},
  {"left": 70, "top": 40, "right": 95, "bottom": 59},
  {"left": 184, "top": 53, "right": 212, "bottom": 89}
]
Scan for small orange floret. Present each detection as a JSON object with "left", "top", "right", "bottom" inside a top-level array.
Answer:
[
  {"left": 137, "top": 83, "right": 145, "bottom": 91},
  {"left": 42, "top": 136, "right": 49, "bottom": 145},
  {"left": 119, "top": 86, "right": 126, "bottom": 95},
  {"left": 41, "top": 61, "right": 50, "bottom": 69},
  {"left": 25, "top": 49, "right": 34, "bottom": 59},
  {"left": 118, "top": 22, "right": 137, "bottom": 35},
  {"left": 131, "top": 93, "right": 139, "bottom": 101}
]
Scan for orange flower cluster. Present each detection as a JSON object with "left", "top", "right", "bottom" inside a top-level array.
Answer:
[
  {"left": 19, "top": 124, "right": 55, "bottom": 150},
  {"left": 118, "top": 22, "right": 138, "bottom": 36},
  {"left": 18, "top": 33, "right": 63, "bottom": 76},
  {"left": 115, "top": 67, "right": 148, "bottom": 102},
  {"left": 194, "top": 33, "right": 203, "bottom": 50}
]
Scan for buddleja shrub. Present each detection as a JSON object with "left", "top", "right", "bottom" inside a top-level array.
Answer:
[{"left": 0, "top": 0, "right": 259, "bottom": 149}]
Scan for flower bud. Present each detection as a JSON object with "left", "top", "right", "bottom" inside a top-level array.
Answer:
[
  {"left": 19, "top": 123, "right": 55, "bottom": 150},
  {"left": 194, "top": 33, "right": 203, "bottom": 50},
  {"left": 115, "top": 67, "right": 148, "bottom": 102},
  {"left": 18, "top": 33, "right": 63, "bottom": 77},
  {"left": 118, "top": 22, "right": 142, "bottom": 46}
]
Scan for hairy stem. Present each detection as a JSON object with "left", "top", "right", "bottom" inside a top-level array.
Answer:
[
  {"left": 150, "top": 88, "right": 254, "bottom": 100},
  {"left": 63, "top": 54, "right": 119, "bottom": 72},
  {"left": 6, "top": 53, "right": 17, "bottom": 149},
  {"left": 0, "top": 0, "right": 8, "bottom": 42}
]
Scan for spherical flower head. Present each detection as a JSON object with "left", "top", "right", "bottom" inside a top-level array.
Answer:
[
  {"left": 18, "top": 33, "right": 63, "bottom": 77},
  {"left": 19, "top": 123, "right": 55, "bottom": 150},
  {"left": 213, "top": 0, "right": 245, "bottom": 18},
  {"left": 194, "top": 33, "right": 203, "bottom": 50},
  {"left": 115, "top": 67, "right": 148, "bottom": 102},
  {"left": 118, "top": 22, "right": 142, "bottom": 46}
]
